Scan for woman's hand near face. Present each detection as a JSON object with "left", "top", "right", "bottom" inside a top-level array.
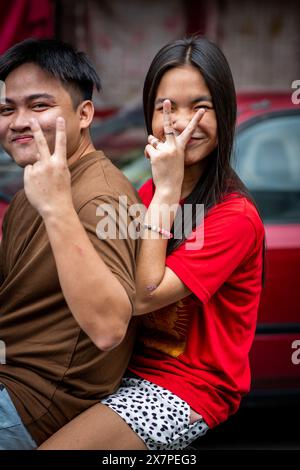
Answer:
[
  {"left": 24, "top": 117, "right": 73, "bottom": 218},
  {"left": 145, "top": 100, "right": 205, "bottom": 196}
]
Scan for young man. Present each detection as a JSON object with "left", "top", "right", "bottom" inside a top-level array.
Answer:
[{"left": 0, "top": 39, "right": 140, "bottom": 449}]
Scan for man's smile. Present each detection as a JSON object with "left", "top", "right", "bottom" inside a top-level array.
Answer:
[{"left": 11, "top": 134, "right": 34, "bottom": 144}]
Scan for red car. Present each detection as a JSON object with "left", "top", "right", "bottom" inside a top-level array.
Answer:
[
  {"left": 118, "top": 91, "right": 300, "bottom": 404},
  {"left": 0, "top": 150, "right": 23, "bottom": 235},
  {"left": 235, "top": 93, "right": 300, "bottom": 403},
  {"left": 1, "top": 92, "right": 300, "bottom": 404}
]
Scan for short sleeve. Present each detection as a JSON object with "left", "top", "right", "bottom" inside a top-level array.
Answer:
[
  {"left": 78, "top": 195, "right": 139, "bottom": 311},
  {"left": 138, "top": 179, "right": 154, "bottom": 208},
  {"left": 166, "top": 199, "right": 263, "bottom": 304}
]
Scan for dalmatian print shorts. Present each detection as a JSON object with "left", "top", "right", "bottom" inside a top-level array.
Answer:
[{"left": 101, "top": 376, "right": 209, "bottom": 450}]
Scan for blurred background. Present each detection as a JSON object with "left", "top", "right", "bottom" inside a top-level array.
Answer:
[
  {"left": 1, "top": 0, "right": 299, "bottom": 167},
  {"left": 0, "top": 0, "right": 300, "bottom": 449}
]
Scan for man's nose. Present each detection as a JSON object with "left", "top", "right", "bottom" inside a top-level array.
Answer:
[{"left": 9, "top": 110, "right": 31, "bottom": 131}]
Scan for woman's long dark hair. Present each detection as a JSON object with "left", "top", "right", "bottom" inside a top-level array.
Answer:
[{"left": 143, "top": 36, "right": 261, "bottom": 258}]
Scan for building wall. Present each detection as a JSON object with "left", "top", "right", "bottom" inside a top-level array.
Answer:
[
  {"left": 58, "top": 0, "right": 299, "bottom": 111},
  {"left": 217, "top": 0, "right": 300, "bottom": 91}
]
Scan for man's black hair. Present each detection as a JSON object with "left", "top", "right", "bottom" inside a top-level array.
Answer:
[{"left": 0, "top": 38, "right": 101, "bottom": 108}]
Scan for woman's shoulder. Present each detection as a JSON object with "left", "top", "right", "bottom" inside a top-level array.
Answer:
[{"left": 208, "top": 193, "right": 265, "bottom": 239}]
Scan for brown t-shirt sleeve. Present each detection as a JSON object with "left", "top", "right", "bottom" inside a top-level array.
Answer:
[{"left": 77, "top": 195, "right": 138, "bottom": 311}]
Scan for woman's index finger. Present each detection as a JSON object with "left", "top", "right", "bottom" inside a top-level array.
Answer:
[
  {"left": 179, "top": 108, "right": 206, "bottom": 146},
  {"left": 163, "top": 99, "right": 175, "bottom": 142}
]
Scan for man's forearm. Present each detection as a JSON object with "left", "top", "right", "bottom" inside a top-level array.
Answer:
[{"left": 43, "top": 207, "right": 132, "bottom": 351}]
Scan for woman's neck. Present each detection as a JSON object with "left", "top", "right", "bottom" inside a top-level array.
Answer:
[{"left": 181, "top": 163, "right": 204, "bottom": 199}]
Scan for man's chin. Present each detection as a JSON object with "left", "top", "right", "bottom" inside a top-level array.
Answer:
[{"left": 11, "top": 152, "right": 37, "bottom": 168}]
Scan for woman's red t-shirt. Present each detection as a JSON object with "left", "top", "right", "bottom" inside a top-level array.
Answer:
[{"left": 128, "top": 179, "right": 265, "bottom": 428}]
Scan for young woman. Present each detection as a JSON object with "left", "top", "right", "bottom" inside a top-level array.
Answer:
[{"left": 39, "top": 36, "right": 265, "bottom": 450}]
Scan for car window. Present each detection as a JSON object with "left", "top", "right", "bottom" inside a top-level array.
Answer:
[
  {"left": 234, "top": 113, "right": 300, "bottom": 223},
  {"left": 0, "top": 146, "right": 24, "bottom": 202}
]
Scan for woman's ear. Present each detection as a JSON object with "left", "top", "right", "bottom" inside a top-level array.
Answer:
[{"left": 78, "top": 100, "right": 94, "bottom": 129}]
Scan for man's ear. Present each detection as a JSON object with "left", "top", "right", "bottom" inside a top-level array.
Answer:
[{"left": 78, "top": 100, "right": 94, "bottom": 129}]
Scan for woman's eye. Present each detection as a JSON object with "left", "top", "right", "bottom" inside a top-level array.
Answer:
[{"left": 195, "top": 105, "right": 211, "bottom": 110}]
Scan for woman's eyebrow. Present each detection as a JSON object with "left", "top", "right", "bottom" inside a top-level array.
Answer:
[{"left": 191, "top": 96, "right": 212, "bottom": 103}]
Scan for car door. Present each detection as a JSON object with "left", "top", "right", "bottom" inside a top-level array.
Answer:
[
  {"left": 0, "top": 147, "right": 23, "bottom": 237},
  {"left": 235, "top": 109, "right": 300, "bottom": 396}
]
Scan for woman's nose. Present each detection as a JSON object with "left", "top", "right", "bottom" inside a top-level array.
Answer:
[{"left": 172, "top": 112, "right": 194, "bottom": 133}]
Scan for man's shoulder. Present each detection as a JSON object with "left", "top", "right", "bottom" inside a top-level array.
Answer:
[
  {"left": 3, "top": 190, "right": 27, "bottom": 220},
  {"left": 71, "top": 151, "right": 141, "bottom": 211},
  {"left": 207, "top": 194, "right": 264, "bottom": 243}
]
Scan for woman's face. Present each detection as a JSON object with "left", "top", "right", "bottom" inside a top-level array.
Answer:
[{"left": 152, "top": 64, "right": 218, "bottom": 168}]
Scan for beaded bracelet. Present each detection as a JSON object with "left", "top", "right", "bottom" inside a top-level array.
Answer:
[{"left": 143, "top": 223, "right": 173, "bottom": 239}]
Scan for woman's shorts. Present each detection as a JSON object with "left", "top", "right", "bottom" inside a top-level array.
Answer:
[{"left": 101, "top": 376, "right": 209, "bottom": 450}]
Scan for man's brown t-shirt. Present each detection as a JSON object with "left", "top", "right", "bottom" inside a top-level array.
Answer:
[{"left": 0, "top": 151, "right": 140, "bottom": 445}]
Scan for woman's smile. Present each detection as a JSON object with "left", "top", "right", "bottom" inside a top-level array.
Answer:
[{"left": 152, "top": 65, "right": 218, "bottom": 171}]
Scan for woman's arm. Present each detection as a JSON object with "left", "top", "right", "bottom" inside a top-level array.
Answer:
[{"left": 134, "top": 101, "right": 205, "bottom": 315}]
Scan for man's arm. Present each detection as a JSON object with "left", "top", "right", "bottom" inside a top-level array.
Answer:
[
  {"left": 43, "top": 206, "right": 132, "bottom": 351},
  {"left": 24, "top": 117, "right": 133, "bottom": 351}
]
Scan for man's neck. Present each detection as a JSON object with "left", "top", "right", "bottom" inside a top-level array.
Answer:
[{"left": 67, "top": 137, "right": 96, "bottom": 167}]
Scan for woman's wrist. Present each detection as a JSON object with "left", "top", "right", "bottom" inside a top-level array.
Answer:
[
  {"left": 152, "top": 186, "right": 181, "bottom": 205},
  {"left": 145, "top": 195, "right": 181, "bottom": 234}
]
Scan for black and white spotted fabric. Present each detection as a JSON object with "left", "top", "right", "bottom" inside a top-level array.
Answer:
[{"left": 101, "top": 377, "right": 209, "bottom": 450}]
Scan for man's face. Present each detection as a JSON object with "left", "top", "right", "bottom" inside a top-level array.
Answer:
[{"left": 0, "top": 63, "right": 82, "bottom": 167}]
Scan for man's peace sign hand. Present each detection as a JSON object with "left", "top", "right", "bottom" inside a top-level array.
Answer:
[{"left": 24, "top": 117, "right": 73, "bottom": 218}]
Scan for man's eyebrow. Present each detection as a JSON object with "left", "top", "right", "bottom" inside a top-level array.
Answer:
[
  {"left": 26, "top": 93, "right": 56, "bottom": 101},
  {"left": 1, "top": 97, "right": 15, "bottom": 105},
  {"left": 154, "top": 96, "right": 213, "bottom": 105},
  {"left": 2, "top": 93, "right": 56, "bottom": 104}
]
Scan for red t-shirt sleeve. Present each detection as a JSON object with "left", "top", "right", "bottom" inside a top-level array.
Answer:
[
  {"left": 138, "top": 179, "right": 154, "bottom": 208},
  {"left": 166, "top": 198, "right": 263, "bottom": 304}
]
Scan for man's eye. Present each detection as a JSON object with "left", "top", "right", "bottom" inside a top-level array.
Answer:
[
  {"left": 0, "top": 107, "right": 14, "bottom": 115},
  {"left": 32, "top": 103, "right": 48, "bottom": 110}
]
